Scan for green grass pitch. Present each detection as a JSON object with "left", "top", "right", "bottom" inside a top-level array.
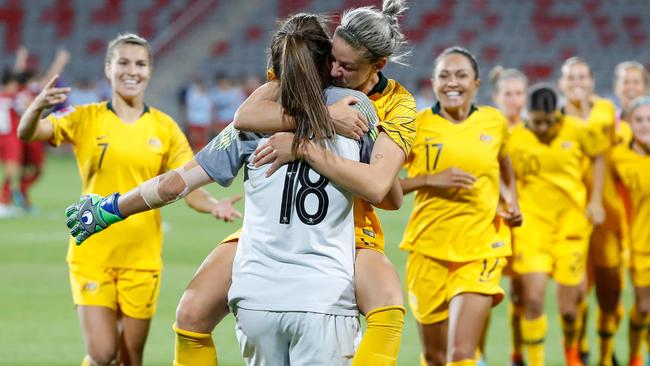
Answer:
[{"left": 0, "top": 153, "right": 637, "bottom": 365}]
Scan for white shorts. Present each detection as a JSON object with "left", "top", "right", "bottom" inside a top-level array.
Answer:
[{"left": 234, "top": 308, "right": 361, "bottom": 366}]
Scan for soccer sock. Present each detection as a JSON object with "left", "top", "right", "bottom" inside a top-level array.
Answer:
[
  {"left": 521, "top": 315, "right": 547, "bottom": 366},
  {"left": 81, "top": 356, "right": 90, "bottom": 366},
  {"left": 629, "top": 305, "right": 648, "bottom": 360},
  {"left": 173, "top": 323, "right": 217, "bottom": 366},
  {"left": 509, "top": 302, "right": 525, "bottom": 359},
  {"left": 577, "top": 298, "right": 589, "bottom": 355},
  {"left": 446, "top": 359, "right": 475, "bottom": 366},
  {"left": 597, "top": 308, "right": 621, "bottom": 365},
  {"left": 1, "top": 178, "right": 10, "bottom": 204},
  {"left": 352, "top": 305, "right": 405, "bottom": 366}
]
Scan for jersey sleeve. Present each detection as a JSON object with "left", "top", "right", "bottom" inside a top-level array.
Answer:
[
  {"left": 162, "top": 118, "right": 194, "bottom": 171},
  {"left": 195, "top": 123, "right": 260, "bottom": 187},
  {"left": 46, "top": 105, "right": 86, "bottom": 147},
  {"left": 378, "top": 91, "right": 416, "bottom": 157}
]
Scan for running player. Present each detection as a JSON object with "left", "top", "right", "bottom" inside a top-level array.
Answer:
[
  {"left": 611, "top": 63, "right": 650, "bottom": 365},
  {"left": 490, "top": 65, "right": 529, "bottom": 366},
  {"left": 400, "top": 46, "right": 521, "bottom": 366},
  {"left": 172, "top": 2, "right": 416, "bottom": 365},
  {"left": 18, "top": 34, "right": 239, "bottom": 366},
  {"left": 559, "top": 57, "right": 618, "bottom": 366},
  {"left": 509, "top": 85, "right": 606, "bottom": 366},
  {"left": 610, "top": 97, "right": 650, "bottom": 366}
]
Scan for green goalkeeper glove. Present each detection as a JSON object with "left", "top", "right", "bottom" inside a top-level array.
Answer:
[{"left": 65, "top": 193, "right": 125, "bottom": 245}]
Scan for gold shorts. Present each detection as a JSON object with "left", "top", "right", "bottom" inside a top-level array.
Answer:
[
  {"left": 406, "top": 251, "right": 506, "bottom": 325},
  {"left": 68, "top": 263, "right": 161, "bottom": 319}
]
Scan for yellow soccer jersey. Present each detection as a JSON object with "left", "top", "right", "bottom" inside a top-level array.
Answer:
[
  {"left": 509, "top": 115, "right": 603, "bottom": 213},
  {"left": 400, "top": 104, "right": 510, "bottom": 262},
  {"left": 582, "top": 98, "right": 617, "bottom": 154},
  {"left": 611, "top": 143, "right": 650, "bottom": 253},
  {"left": 48, "top": 102, "right": 193, "bottom": 270},
  {"left": 354, "top": 74, "right": 416, "bottom": 249},
  {"left": 600, "top": 119, "right": 633, "bottom": 231}
]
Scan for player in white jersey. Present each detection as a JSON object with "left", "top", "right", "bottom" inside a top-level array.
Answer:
[{"left": 65, "top": 13, "right": 379, "bottom": 365}]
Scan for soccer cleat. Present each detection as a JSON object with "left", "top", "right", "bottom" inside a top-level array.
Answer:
[
  {"left": 630, "top": 355, "right": 642, "bottom": 366},
  {"left": 579, "top": 351, "right": 589, "bottom": 366},
  {"left": 65, "top": 193, "right": 125, "bottom": 245},
  {"left": 511, "top": 353, "right": 526, "bottom": 366},
  {"left": 476, "top": 356, "right": 487, "bottom": 366}
]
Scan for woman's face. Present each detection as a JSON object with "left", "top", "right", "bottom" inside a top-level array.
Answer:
[
  {"left": 528, "top": 110, "right": 559, "bottom": 142},
  {"left": 494, "top": 78, "right": 526, "bottom": 122},
  {"left": 433, "top": 53, "right": 480, "bottom": 112},
  {"left": 615, "top": 67, "right": 647, "bottom": 110},
  {"left": 330, "top": 34, "right": 377, "bottom": 91},
  {"left": 559, "top": 62, "right": 594, "bottom": 103},
  {"left": 104, "top": 43, "right": 151, "bottom": 100},
  {"left": 630, "top": 104, "right": 650, "bottom": 147}
]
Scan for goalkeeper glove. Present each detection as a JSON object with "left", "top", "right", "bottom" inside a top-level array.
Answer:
[{"left": 65, "top": 193, "right": 125, "bottom": 245}]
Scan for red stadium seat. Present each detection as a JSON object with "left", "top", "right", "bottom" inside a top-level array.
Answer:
[
  {"left": 91, "top": 0, "right": 122, "bottom": 24},
  {"left": 522, "top": 63, "right": 554, "bottom": 82},
  {"left": 212, "top": 41, "right": 230, "bottom": 56},
  {"left": 40, "top": 0, "right": 75, "bottom": 38},
  {"left": 0, "top": 0, "right": 23, "bottom": 51}
]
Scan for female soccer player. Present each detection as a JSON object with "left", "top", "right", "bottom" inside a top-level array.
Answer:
[
  {"left": 490, "top": 65, "right": 529, "bottom": 366},
  {"left": 491, "top": 66, "right": 528, "bottom": 127},
  {"left": 18, "top": 34, "right": 239, "bottom": 366},
  {"left": 611, "top": 97, "right": 650, "bottom": 366},
  {"left": 509, "top": 85, "right": 606, "bottom": 366},
  {"left": 398, "top": 46, "right": 520, "bottom": 366},
  {"left": 66, "top": 13, "right": 383, "bottom": 365},
  {"left": 559, "top": 57, "right": 618, "bottom": 366},
  {"left": 612, "top": 64, "right": 650, "bottom": 364},
  {"left": 180, "top": 2, "right": 416, "bottom": 365}
]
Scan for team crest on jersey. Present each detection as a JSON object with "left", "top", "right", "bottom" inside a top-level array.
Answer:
[
  {"left": 53, "top": 106, "right": 75, "bottom": 118},
  {"left": 480, "top": 133, "right": 493, "bottom": 142},
  {"left": 148, "top": 137, "right": 162, "bottom": 149}
]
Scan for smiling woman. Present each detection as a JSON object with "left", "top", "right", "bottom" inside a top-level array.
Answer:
[
  {"left": 399, "top": 46, "right": 522, "bottom": 366},
  {"left": 16, "top": 33, "right": 238, "bottom": 366}
]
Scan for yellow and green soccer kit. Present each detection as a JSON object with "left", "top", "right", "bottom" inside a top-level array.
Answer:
[
  {"left": 509, "top": 116, "right": 606, "bottom": 285},
  {"left": 401, "top": 104, "right": 510, "bottom": 324},
  {"left": 48, "top": 101, "right": 193, "bottom": 318},
  {"left": 611, "top": 143, "right": 650, "bottom": 287},
  {"left": 591, "top": 118, "right": 633, "bottom": 268}
]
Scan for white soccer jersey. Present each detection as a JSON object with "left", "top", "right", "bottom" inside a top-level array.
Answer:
[{"left": 196, "top": 86, "right": 378, "bottom": 317}]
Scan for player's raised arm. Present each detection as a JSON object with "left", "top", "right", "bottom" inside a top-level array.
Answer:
[{"left": 17, "top": 75, "right": 69, "bottom": 141}]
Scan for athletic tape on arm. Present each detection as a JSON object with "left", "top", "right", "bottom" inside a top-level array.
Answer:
[{"left": 140, "top": 164, "right": 211, "bottom": 209}]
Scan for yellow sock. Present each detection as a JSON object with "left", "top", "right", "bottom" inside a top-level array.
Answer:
[
  {"left": 598, "top": 309, "right": 621, "bottom": 365},
  {"left": 521, "top": 315, "right": 547, "bottom": 366},
  {"left": 509, "top": 302, "right": 525, "bottom": 357},
  {"left": 577, "top": 299, "right": 589, "bottom": 353},
  {"left": 629, "top": 306, "right": 649, "bottom": 358},
  {"left": 446, "top": 360, "right": 475, "bottom": 366},
  {"left": 173, "top": 323, "right": 217, "bottom": 366},
  {"left": 352, "top": 305, "right": 405, "bottom": 366},
  {"left": 81, "top": 356, "right": 90, "bottom": 366}
]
